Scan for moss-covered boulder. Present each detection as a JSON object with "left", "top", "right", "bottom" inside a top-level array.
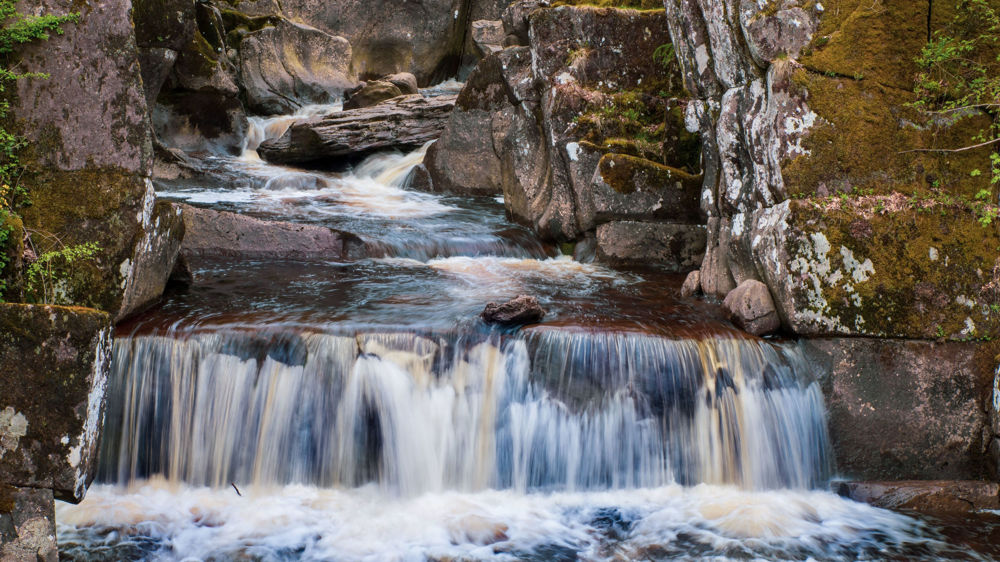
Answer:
[
  {"left": 747, "top": 196, "right": 1000, "bottom": 338},
  {"left": 0, "top": 304, "right": 111, "bottom": 503}
]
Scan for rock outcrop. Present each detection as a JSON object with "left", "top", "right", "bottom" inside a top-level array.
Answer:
[
  {"left": 238, "top": 19, "right": 354, "bottom": 115},
  {"left": 178, "top": 204, "right": 368, "bottom": 261},
  {"left": 427, "top": 5, "right": 705, "bottom": 268},
  {"left": 259, "top": 95, "right": 457, "bottom": 165}
]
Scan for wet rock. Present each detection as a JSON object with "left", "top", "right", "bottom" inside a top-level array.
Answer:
[
  {"left": 681, "top": 270, "right": 701, "bottom": 298},
  {"left": 239, "top": 19, "right": 354, "bottom": 115},
  {"left": 502, "top": 0, "right": 544, "bottom": 46},
  {"left": 343, "top": 80, "right": 404, "bottom": 110},
  {"left": 178, "top": 204, "right": 368, "bottom": 261},
  {"left": 117, "top": 201, "right": 186, "bottom": 321},
  {"left": 802, "top": 339, "right": 991, "bottom": 481},
  {"left": 0, "top": 304, "right": 112, "bottom": 503},
  {"left": 595, "top": 221, "right": 706, "bottom": 271},
  {"left": 482, "top": 295, "right": 546, "bottom": 326},
  {"left": 259, "top": 94, "right": 456, "bottom": 165},
  {"left": 0, "top": 485, "right": 57, "bottom": 562},
  {"left": 723, "top": 280, "right": 779, "bottom": 336},
  {"left": 471, "top": 20, "right": 505, "bottom": 57},
  {"left": 835, "top": 481, "right": 1000, "bottom": 514},
  {"left": 273, "top": 0, "right": 471, "bottom": 84},
  {"left": 383, "top": 72, "right": 419, "bottom": 95}
]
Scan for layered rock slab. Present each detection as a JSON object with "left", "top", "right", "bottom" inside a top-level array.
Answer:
[{"left": 258, "top": 95, "right": 456, "bottom": 165}]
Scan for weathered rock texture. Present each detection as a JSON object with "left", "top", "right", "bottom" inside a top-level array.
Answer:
[
  {"left": 803, "top": 339, "right": 994, "bottom": 481},
  {"left": 238, "top": 20, "right": 354, "bottom": 115},
  {"left": 0, "top": 485, "right": 57, "bottom": 562},
  {"left": 178, "top": 204, "right": 368, "bottom": 261},
  {"left": 481, "top": 295, "right": 546, "bottom": 325},
  {"left": 835, "top": 481, "right": 1000, "bottom": 514},
  {"left": 663, "top": 0, "right": 998, "bottom": 338},
  {"left": 259, "top": 95, "right": 457, "bottom": 164},
  {"left": 0, "top": 305, "right": 112, "bottom": 502},
  {"left": 427, "top": 5, "right": 705, "bottom": 268},
  {"left": 722, "top": 279, "right": 779, "bottom": 336},
  {"left": 12, "top": 0, "right": 179, "bottom": 321}
]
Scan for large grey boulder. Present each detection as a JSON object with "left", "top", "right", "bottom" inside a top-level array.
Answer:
[
  {"left": 722, "top": 279, "right": 780, "bottom": 336},
  {"left": 259, "top": 94, "right": 456, "bottom": 165},
  {"left": 178, "top": 204, "right": 368, "bottom": 261},
  {"left": 239, "top": 19, "right": 354, "bottom": 115}
]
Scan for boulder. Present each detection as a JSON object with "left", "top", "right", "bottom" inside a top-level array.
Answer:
[
  {"left": 722, "top": 280, "right": 780, "bottom": 336},
  {"left": 482, "top": 295, "right": 546, "bottom": 326},
  {"left": 834, "top": 481, "right": 1000, "bottom": 514},
  {"left": 471, "top": 20, "right": 505, "bottom": 57},
  {"left": 258, "top": 94, "right": 456, "bottom": 165},
  {"left": 383, "top": 72, "right": 419, "bottom": 95},
  {"left": 12, "top": 0, "right": 172, "bottom": 320},
  {"left": 0, "top": 305, "right": 112, "bottom": 503},
  {"left": 343, "top": 80, "right": 404, "bottom": 110},
  {"left": 238, "top": 19, "right": 354, "bottom": 115},
  {"left": 802, "top": 339, "right": 992, "bottom": 481},
  {"left": 178, "top": 204, "right": 368, "bottom": 261},
  {"left": 595, "top": 221, "right": 706, "bottom": 270},
  {"left": 680, "top": 270, "right": 701, "bottom": 298},
  {"left": 273, "top": 0, "right": 470, "bottom": 84}
]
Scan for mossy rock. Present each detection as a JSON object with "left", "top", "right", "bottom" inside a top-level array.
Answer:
[
  {"left": 782, "top": 69, "right": 993, "bottom": 200},
  {"left": 754, "top": 195, "right": 1000, "bottom": 339},
  {"left": 0, "top": 303, "right": 111, "bottom": 503}
]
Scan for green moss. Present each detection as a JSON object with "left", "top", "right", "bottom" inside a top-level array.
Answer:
[
  {"left": 219, "top": 8, "right": 280, "bottom": 46},
  {"left": 782, "top": 68, "right": 992, "bottom": 200},
  {"left": 598, "top": 153, "right": 700, "bottom": 195},
  {"left": 549, "top": 0, "right": 664, "bottom": 9},
  {"left": 786, "top": 195, "right": 1000, "bottom": 339}
]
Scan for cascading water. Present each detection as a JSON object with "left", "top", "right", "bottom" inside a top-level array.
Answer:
[{"left": 56, "top": 100, "right": 981, "bottom": 561}]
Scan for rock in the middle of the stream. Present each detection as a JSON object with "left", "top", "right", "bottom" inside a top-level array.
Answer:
[{"left": 481, "top": 295, "right": 547, "bottom": 326}]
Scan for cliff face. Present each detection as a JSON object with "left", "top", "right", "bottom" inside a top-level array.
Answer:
[{"left": 664, "top": 0, "right": 998, "bottom": 340}]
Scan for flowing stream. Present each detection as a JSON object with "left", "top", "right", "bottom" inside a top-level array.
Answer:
[{"left": 56, "top": 102, "right": 988, "bottom": 560}]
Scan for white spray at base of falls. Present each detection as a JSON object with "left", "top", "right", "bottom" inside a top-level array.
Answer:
[{"left": 98, "top": 330, "right": 831, "bottom": 494}]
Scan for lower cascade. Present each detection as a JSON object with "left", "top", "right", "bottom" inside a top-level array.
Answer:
[{"left": 97, "top": 330, "right": 830, "bottom": 494}]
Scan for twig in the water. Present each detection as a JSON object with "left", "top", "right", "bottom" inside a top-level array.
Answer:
[{"left": 231, "top": 482, "right": 243, "bottom": 497}]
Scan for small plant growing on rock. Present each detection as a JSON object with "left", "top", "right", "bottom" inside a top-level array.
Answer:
[{"left": 25, "top": 240, "right": 99, "bottom": 305}]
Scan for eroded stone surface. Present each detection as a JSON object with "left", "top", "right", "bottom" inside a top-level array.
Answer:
[
  {"left": 835, "top": 481, "right": 1000, "bottom": 514},
  {"left": 0, "top": 305, "right": 112, "bottom": 503},
  {"left": 0, "top": 485, "right": 57, "bottom": 562}
]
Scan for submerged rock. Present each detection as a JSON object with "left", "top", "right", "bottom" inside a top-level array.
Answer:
[
  {"left": 178, "top": 204, "right": 368, "bottom": 261},
  {"left": 239, "top": 19, "right": 354, "bottom": 115},
  {"left": 258, "top": 94, "right": 456, "bottom": 165},
  {"left": 723, "top": 280, "right": 779, "bottom": 336},
  {"left": 481, "top": 295, "right": 546, "bottom": 326}
]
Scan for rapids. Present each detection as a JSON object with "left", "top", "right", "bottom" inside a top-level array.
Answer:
[{"left": 55, "top": 100, "right": 994, "bottom": 561}]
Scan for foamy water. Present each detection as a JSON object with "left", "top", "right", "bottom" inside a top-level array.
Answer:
[{"left": 58, "top": 482, "right": 949, "bottom": 561}]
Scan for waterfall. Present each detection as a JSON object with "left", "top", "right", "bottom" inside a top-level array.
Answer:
[{"left": 98, "top": 328, "right": 831, "bottom": 495}]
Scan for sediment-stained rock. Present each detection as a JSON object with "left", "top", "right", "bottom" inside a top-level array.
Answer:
[
  {"left": 803, "top": 339, "right": 992, "bottom": 481},
  {"left": 258, "top": 95, "right": 456, "bottom": 164},
  {"left": 177, "top": 204, "right": 368, "bottom": 261}
]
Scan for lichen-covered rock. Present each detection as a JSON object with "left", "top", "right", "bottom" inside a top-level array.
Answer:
[
  {"left": 0, "top": 486, "right": 57, "bottom": 562},
  {"left": 747, "top": 197, "right": 1000, "bottom": 339},
  {"left": 0, "top": 304, "right": 112, "bottom": 502},
  {"left": 178, "top": 204, "right": 368, "bottom": 261},
  {"left": 803, "top": 338, "right": 992, "bottom": 481},
  {"left": 664, "top": 0, "right": 997, "bottom": 336},
  {"left": 723, "top": 279, "right": 779, "bottom": 335},
  {"left": 591, "top": 153, "right": 703, "bottom": 224},
  {"left": 239, "top": 19, "right": 354, "bottom": 115},
  {"left": 258, "top": 94, "right": 456, "bottom": 165},
  {"left": 117, "top": 201, "right": 185, "bottom": 321},
  {"left": 596, "top": 221, "right": 706, "bottom": 270}
]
